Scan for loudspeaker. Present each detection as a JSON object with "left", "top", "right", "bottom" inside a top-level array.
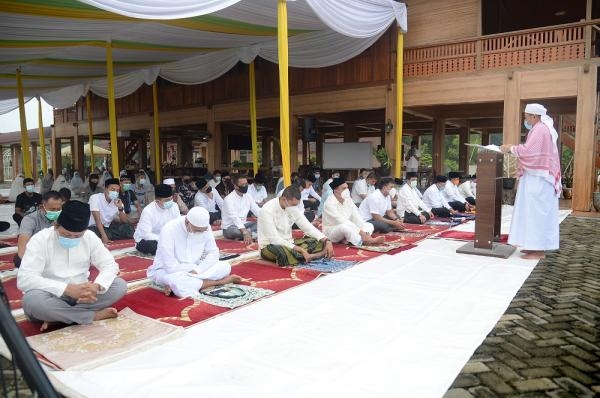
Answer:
[{"left": 302, "top": 117, "right": 317, "bottom": 142}]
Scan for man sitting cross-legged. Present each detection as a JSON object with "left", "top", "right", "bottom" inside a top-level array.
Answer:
[
  {"left": 443, "top": 172, "right": 474, "bottom": 212},
  {"left": 358, "top": 177, "right": 406, "bottom": 233},
  {"left": 322, "top": 178, "right": 385, "bottom": 246},
  {"left": 17, "top": 201, "right": 127, "bottom": 332},
  {"left": 194, "top": 178, "right": 224, "bottom": 225},
  {"left": 258, "top": 185, "right": 334, "bottom": 266},
  {"left": 396, "top": 172, "right": 434, "bottom": 224},
  {"left": 88, "top": 178, "right": 135, "bottom": 244},
  {"left": 147, "top": 207, "right": 242, "bottom": 298},
  {"left": 221, "top": 174, "right": 261, "bottom": 245},
  {"left": 422, "top": 175, "right": 457, "bottom": 218},
  {"left": 134, "top": 184, "right": 180, "bottom": 255}
]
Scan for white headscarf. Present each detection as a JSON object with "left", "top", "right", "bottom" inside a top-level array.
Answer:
[
  {"left": 8, "top": 174, "right": 24, "bottom": 202},
  {"left": 525, "top": 103, "right": 558, "bottom": 143},
  {"left": 70, "top": 171, "right": 84, "bottom": 193},
  {"left": 51, "top": 175, "right": 70, "bottom": 191}
]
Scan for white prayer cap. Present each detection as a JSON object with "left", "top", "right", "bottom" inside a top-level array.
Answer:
[
  {"left": 186, "top": 207, "right": 210, "bottom": 228},
  {"left": 163, "top": 178, "right": 175, "bottom": 185},
  {"left": 524, "top": 103, "right": 547, "bottom": 116}
]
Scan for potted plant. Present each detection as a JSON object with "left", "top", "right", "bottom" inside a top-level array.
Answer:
[
  {"left": 373, "top": 146, "right": 392, "bottom": 176},
  {"left": 562, "top": 172, "right": 573, "bottom": 200}
]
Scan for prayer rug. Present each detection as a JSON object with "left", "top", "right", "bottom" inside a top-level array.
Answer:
[
  {"left": 0, "top": 253, "right": 16, "bottom": 272},
  {"left": 88, "top": 254, "right": 153, "bottom": 283},
  {"left": 426, "top": 219, "right": 461, "bottom": 227},
  {"left": 0, "top": 236, "right": 18, "bottom": 248},
  {"left": 197, "top": 284, "right": 274, "bottom": 308},
  {"left": 296, "top": 258, "right": 358, "bottom": 273},
  {"left": 26, "top": 307, "right": 183, "bottom": 370},
  {"left": 436, "top": 230, "right": 508, "bottom": 243},
  {"left": 332, "top": 243, "right": 417, "bottom": 262},
  {"left": 105, "top": 239, "right": 136, "bottom": 251},
  {"left": 216, "top": 238, "right": 258, "bottom": 254},
  {"left": 357, "top": 242, "right": 406, "bottom": 253}
]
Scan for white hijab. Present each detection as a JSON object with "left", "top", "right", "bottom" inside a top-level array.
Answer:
[{"left": 8, "top": 174, "right": 24, "bottom": 202}]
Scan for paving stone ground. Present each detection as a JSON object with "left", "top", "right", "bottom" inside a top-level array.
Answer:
[{"left": 446, "top": 215, "right": 600, "bottom": 398}]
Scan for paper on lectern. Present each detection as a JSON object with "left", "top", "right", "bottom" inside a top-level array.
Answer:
[{"left": 464, "top": 143, "right": 502, "bottom": 153}]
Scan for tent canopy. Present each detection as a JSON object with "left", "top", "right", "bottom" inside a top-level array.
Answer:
[
  {"left": 0, "top": 0, "right": 407, "bottom": 112},
  {"left": 61, "top": 143, "right": 111, "bottom": 157}
]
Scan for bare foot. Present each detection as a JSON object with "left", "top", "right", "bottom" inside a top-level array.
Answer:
[
  {"left": 521, "top": 251, "right": 545, "bottom": 260},
  {"left": 162, "top": 286, "right": 173, "bottom": 296},
  {"left": 224, "top": 274, "right": 243, "bottom": 284},
  {"left": 93, "top": 307, "right": 118, "bottom": 321},
  {"left": 364, "top": 236, "right": 385, "bottom": 245},
  {"left": 40, "top": 321, "right": 50, "bottom": 332}
]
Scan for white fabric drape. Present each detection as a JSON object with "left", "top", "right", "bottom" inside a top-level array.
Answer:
[
  {"left": 159, "top": 50, "right": 241, "bottom": 85},
  {"left": 78, "top": 0, "right": 242, "bottom": 20},
  {"left": 0, "top": 98, "right": 29, "bottom": 115},
  {"left": 41, "top": 85, "right": 87, "bottom": 110},
  {"left": 90, "top": 68, "right": 159, "bottom": 99}
]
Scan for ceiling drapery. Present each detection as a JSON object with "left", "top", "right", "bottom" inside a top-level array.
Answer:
[{"left": 0, "top": 0, "right": 407, "bottom": 113}]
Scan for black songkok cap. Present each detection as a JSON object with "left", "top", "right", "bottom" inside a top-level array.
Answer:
[
  {"left": 448, "top": 172, "right": 461, "bottom": 180},
  {"left": 155, "top": 184, "right": 173, "bottom": 199},
  {"left": 329, "top": 177, "right": 345, "bottom": 191},
  {"left": 195, "top": 178, "right": 208, "bottom": 189},
  {"left": 436, "top": 175, "right": 448, "bottom": 183},
  {"left": 57, "top": 201, "right": 90, "bottom": 232},
  {"left": 104, "top": 178, "right": 120, "bottom": 187}
]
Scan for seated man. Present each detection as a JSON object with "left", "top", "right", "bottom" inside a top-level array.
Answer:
[
  {"left": 215, "top": 171, "right": 235, "bottom": 198},
  {"left": 119, "top": 174, "right": 143, "bottom": 219},
  {"left": 14, "top": 190, "right": 63, "bottom": 268},
  {"left": 358, "top": 178, "right": 406, "bottom": 233},
  {"left": 443, "top": 172, "right": 473, "bottom": 212},
  {"left": 322, "top": 178, "right": 384, "bottom": 246},
  {"left": 247, "top": 173, "right": 268, "bottom": 207},
  {"left": 13, "top": 178, "right": 43, "bottom": 226},
  {"left": 134, "top": 184, "right": 180, "bottom": 255},
  {"left": 194, "top": 178, "right": 224, "bottom": 225},
  {"left": 350, "top": 169, "right": 372, "bottom": 205},
  {"left": 59, "top": 187, "right": 72, "bottom": 202},
  {"left": 300, "top": 175, "right": 321, "bottom": 212},
  {"left": 88, "top": 178, "right": 135, "bottom": 244},
  {"left": 221, "top": 174, "right": 261, "bottom": 244},
  {"left": 80, "top": 173, "right": 104, "bottom": 203},
  {"left": 147, "top": 207, "right": 241, "bottom": 298},
  {"left": 258, "top": 185, "right": 334, "bottom": 266},
  {"left": 208, "top": 170, "right": 222, "bottom": 189},
  {"left": 163, "top": 178, "right": 188, "bottom": 215},
  {"left": 459, "top": 174, "right": 477, "bottom": 206},
  {"left": 178, "top": 175, "right": 196, "bottom": 209},
  {"left": 17, "top": 201, "right": 127, "bottom": 331},
  {"left": 422, "top": 175, "right": 457, "bottom": 218},
  {"left": 396, "top": 172, "right": 434, "bottom": 224}
]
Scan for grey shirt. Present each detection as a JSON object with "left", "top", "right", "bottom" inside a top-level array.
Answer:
[{"left": 18, "top": 210, "right": 54, "bottom": 237}]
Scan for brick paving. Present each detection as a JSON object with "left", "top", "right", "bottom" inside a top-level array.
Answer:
[{"left": 445, "top": 215, "right": 600, "bottom": 398}]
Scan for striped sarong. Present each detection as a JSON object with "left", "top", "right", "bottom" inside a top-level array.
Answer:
[{"left": 260, "top": 237, "right": 324, "bottom": 266}]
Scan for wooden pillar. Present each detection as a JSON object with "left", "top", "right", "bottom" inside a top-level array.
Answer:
[
  {"left": 573, "top": 64, "right": 598, "bottom": 211},
  {"left": 149, "top": 125, "right": 157, "bottom": 172},
  {"left": 432, "top": 118, "right": 445, "bottom": 175},
  {"left": 481, "top": 129, "right": 490, "bottom": 145},
  {"left": 262, "top": 137, "right": 271, "bottom": 169},
  {"left": 73, "top": 127, "right": 82, "bottom": 173},
  {"left": 458, "top": 125, "right": 469, "bottom": 173},
  {"left": 385, "top": 83, "right": 398, "bottom": 172},
  {"left": 206, "top": 108, "right": 222, "bottom": 171},
  {"left": 53, "top": 137, "right": 62, "bottom": 176},
  {"left": 502, "top": 71, "right": 522, "bottom": 146},
  {"left": 272, "top": 126, "right": 282, "bottom": 167},
  {"left": 117, "top": 137, "right": 126, "bottom": 173},
  {"left": 0, "top": 145, "right": 4, "bottom": 183},
  {"left": 12, "top": 145, "right": 20, "bottom": 177},
  {"left": 343, "top": 120, "right": 358, "bottom": 142},
  {"left": 316, "top": 122, "right": 324, "bottom": 167},
  {"left": 290, "top": 114, "right": 299, "bottom": 173},
  {"left": 140, "top": 137, "right": 148, "bottom": 169}
]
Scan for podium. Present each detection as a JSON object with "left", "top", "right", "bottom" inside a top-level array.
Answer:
[{"left": 456, "top": 151, "right": 516, "bottom": 258}]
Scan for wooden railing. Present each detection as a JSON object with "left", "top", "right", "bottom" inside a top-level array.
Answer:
[{"left": 405, "top": 20, "right": 599, "bottom": 77}]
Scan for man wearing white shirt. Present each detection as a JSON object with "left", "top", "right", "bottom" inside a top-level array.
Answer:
[
  {"left": 208, "top": 170, "right": 221, "bottom": 189},
  {"left": 221, "top": 175, "right": 261, "bottom": 244},
  {"left": 147, "top": 207, "right": 241, "bottom": 298},
  {"left": 258, "top": 186, "right": 334, "bottom": 266},
  {"left": 194, "top": 178, "right": 224, "bottom": 225},
  {"left": 323, "top": 178, "right": 384, "bottom": 246},
  {"left": 405, "top": 140, "right": 421, "bottom": 173},
  {"left": 18, "top": 201, "right": 126, "bottom": 331},
  {"left": 358, "top": 178, "right": 405, "bottom": 233},
  {"left": 350, "top": 169, "right": 375, "bottom": 205},
  {"left": 134, "top": 184, "right": 180, "bottom": 255},
  {"left": 247, "top": 173, "right": 268, "bottom": 207},
  {"left": 88, "top": 178, "right": 134, "bottom": 244},
  {"left": 301, "top": 175, "right": 321, "bottom": 211},
  {"left": 422, "top": 175, "right": 457, "bottom": 218},
  {"left": 459, "top": 175, "right": 477, "bottom": 206},
  {"left": 396, "top": 172, "right": 433, "bottom": 224},
  {"left": 443, "top": 172, "right": 473, "bottom": 212}
]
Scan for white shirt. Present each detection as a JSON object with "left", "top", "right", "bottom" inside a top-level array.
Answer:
[
  {"left": 208, "top": 178, "right": 220, "bottom": 189},
  {"left": 194, "top": 190, "right": 224, "bottom": 213},
  {"left": 443, "top": 180, "right": 467, "bottom": 204},
  {"left": 148, "top": 217, "right": 219, "bottom": 276},
  {"left": 396, "top": 183, "right": 431, "bottom": 217},
  {"left": 221, "top": 191, "right": 261, "bottom": 230},
  {"left": 257, "top": 197, "right": 325, "bottom": 249},
  {"left": 301, "top": 186, "right": 321, "bottom": 201},
  {"left": 247, "top": 183, "right": 268, "bottom": 205},
  {"left": 422, "top": 184, "right": 452, "bottom": 210},
  {"left": 358, "top": 189, "right": 392, "bottom": 221},
  {"left": 406, "top": 148, "right": 421, "bottom": 170},
  {"left": 322, "top": 194, "right": 370, "bottom": 235},
  {"left": 88, "top": 192, "right": 119, "bottom": 227},
  {"left": 134, "top": 201, "right": 180, "bottom": 243},
  {"left": 17, "top": 227, "right": 119, "bottom": 297},
  {"left": 350, "top": 178, "right": 368, "bottom": 203},
  {"left": 459, "top": 180, "right": 475, "bottom": 199}
]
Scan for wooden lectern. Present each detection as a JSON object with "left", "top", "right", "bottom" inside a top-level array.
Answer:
[{"left": 456, "top": 151, "right": 516, "bottom": 258}]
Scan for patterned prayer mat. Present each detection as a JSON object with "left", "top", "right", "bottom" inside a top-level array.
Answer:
[
  {"left": 0, "top": 236, "right": 18, "bottom": 248},
  {"left": 426, "top": 219, "right": 461, "bottom": 227},
  {"left": 357, "top": 242, "right": 406, "bottom": 253},
  {"left": 0, "top": 252, "right": 16, "bottom": 272},
  {"left": 197, "top": 284, "right": 274, "bottom": 308},
  {"left": 104, "top": 239, "right": 136, "bottom": 251},
  {"left": 26, "top": 307, "right": 183, "bottom": 370},
  {"left": 216, "top": 238, "right": 258, "bottom": 254},
  {"left": 436, "top": 230, "right": 509, "bottom": 243},
  {"left": 296, "top": 258, "right": 357, "bottom": 273}
]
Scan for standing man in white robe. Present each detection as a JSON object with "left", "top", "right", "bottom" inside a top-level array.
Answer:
[
  {"left": 134, "top": 184, "right": 180, "bottom": 255},
  {"left": 500, "top": 103, "right": 561, "bottom": 260},
  {"left": 147, "top": 207, "right": 241, "bottom": 298}
]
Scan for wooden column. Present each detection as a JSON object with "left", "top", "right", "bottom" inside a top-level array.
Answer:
[
  {"left": 573, "top": 64, "right": 598, "bottom": 211},
  {"left": 53, "top": 137, "right": 62, "bottom": 176},
  {"left": 290, "top": 114, "right": 299, "bottom": 173},
  {"left": 262, "top": 137, "right": 271, "bottom": 169},
  {"left": 432, "top": 118, "right": 445, "bottom": 175},
  {"left": 316, "top": 121, "right": 324, "bottom": 167},
  {"left": 385, "top": 83, "right": 398, "bottom": 174},
  {"left": 502, "top": 71, "right": 522, "bottom": 146},
  {"left": 206, "top": 108, "right": 222, "bottom": 171},
  {"left": 0, "top": 145, "right": 4, "bottom": 183},
  {"left": 12, "top": 145, "right": 20, "bottom": 177},
  {"left": 140, "top": 137, "right": 148, "bottom": 169},
  {"left": 481, "top": 129, "right": 490, "bottom": 145},
  {"left": 458, "top": 125, "right": 469, "bottom": 173},
  {"left": 272, "top": 126, "right": 282, "bottom": 167},
  {"left": 343, "top": 120, "right": 358, "bottom": 142}
]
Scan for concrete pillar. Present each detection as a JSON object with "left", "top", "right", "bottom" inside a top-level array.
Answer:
[{"left": 502, "top": 71, "right": 522, "bottom": 146}]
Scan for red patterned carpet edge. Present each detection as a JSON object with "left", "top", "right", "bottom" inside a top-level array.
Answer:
[
  {"left": 435, "top": 230, "right": 508, "bottom": 243},
  {"left": 0, "top": 236, "right": 18, "bottom": 248},
  {"left": 0, "top": 253, "right": 16, "bottom": 272},
  {"left": 215, "top": 238, "right": 258, "bottom": 254},
  {"left": 2, "top": 276, "right": 21, "bottom": 310}
]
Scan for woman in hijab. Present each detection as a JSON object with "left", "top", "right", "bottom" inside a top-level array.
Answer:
[
  {"left": 40, "top": 169, "right": 54, "bottom": 195},
  {"left": 51, "top": 174, "right": 70, "bottom": 192},
  {"left": 8, "top": 173, "right": 25, "bottom": 202},
  {"left": 133, "top": 169, "right": 154, "bottom": 208},
  {"left": 70, "top": 171, "right": 85, "bottom": 198}
]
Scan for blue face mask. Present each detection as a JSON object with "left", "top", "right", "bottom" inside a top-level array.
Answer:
[
  {"left": 25, "top": 185, "right": 35, "bottom": 193},
  {"left": 58, "top": 235, "right": 81, "bottom": 249},
  {"left": 523, "top": 120, "right": 533, "bottom": 130},
  {"left": 163, "top": 200, "right": 174, "bottom": 209},
  {"left": 108, "top": 190, "right": 119, "bottom": 200}
]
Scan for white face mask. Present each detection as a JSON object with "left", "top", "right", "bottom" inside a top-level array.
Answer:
[
  {"left": 340, "top": 189, "right": 351, "bottom": 199},
  {"left": 410, "top": 180, "right": 418, "bottom": 188},
  {"left": 214, "top": 176, "right": 221, "bottom": 182}
]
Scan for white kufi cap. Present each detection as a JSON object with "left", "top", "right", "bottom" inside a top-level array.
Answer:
[
  {"left": 163, "top": 178, "right": 175, "bottom": 185},
  {"left": 524, "top": 103, "right": 547, "bottom": 116},
  {"left": 186, "top": 207, "right": 210, "bottom": 228}
]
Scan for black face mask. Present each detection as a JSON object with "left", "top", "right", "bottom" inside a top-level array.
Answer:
[
  {"left": 237, "top": 185, "right": 248, "bottom": 194},
  {"left": 205, "top": 186, "right": 212, "bottom": 193},
  {"left": 89, "top": 181, "right": 98, "bottom": 189}
]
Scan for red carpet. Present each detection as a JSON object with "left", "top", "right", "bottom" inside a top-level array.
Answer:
[
  {"left": 2, "top": 276, "right": 22, "bottom": 310},
  {"left": 436, "top": 230, "right": 509, "bottom": 243},
  {"left": 0, "top": 253, "right": 16, "bottom": 271},
  {"left": 113, "top": 259, "right": 322, "bottom": 328},
  {"left": 216, "top": 238, "right": 258, "bottom": 254},
  {"left": 105, "top": 239, "right": 136, "bottom": 251},
  {"left": 0, "top": 236, "right": 18, "bottom": 248},
  {"left": 89, "top": 254, "right": 153, "bottom": 282}
]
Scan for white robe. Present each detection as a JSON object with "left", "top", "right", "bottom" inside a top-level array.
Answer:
[{"left": 508, "top": 172, "right": 559, "bottom": 251}]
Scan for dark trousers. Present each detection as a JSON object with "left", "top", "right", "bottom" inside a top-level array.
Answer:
[
  {"left": 292, "top": 211, "right": 315, "bottom": 229},
  {"left": 209, "top": 211, "right": 221, "bottom": 225},
  {"left": 136, "top": 239, "right": 158, "bottom": 255},
  {"left": 403, "top": 211, "right": 431, "bottom": 225},
  {"left": 367, "top": 216, "right": 398, "bottom": 233},
  {"left": 431, "top": 207, "right": 452, "bottom": 218},
  {"left": 12, "top": 214, "right": 23, "bottom": 227},
  {"left": 89, "top": 222, "right": 134, "bottom": 241},
  {"left": 465, "top": 197, "right": 476, "bottom": 206},
  {"left": 0, "top": 221, "right": 10, "bottom": 232},
  {"left": 303, "top": 199, "right": 319, "bottom": 211},
  {"left": 13, "top": 254, "right": 21, "bottom": 268},
  {"left": 448, "top": 201, "right": 467, "bottom": 212}
]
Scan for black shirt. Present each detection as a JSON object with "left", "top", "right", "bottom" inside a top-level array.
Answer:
[
  {"left": 15, "top": 192, "right": 43, "bottom": 216},
  {"left": 119, "top": 190, "right": 138, "bottom": 214}
]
